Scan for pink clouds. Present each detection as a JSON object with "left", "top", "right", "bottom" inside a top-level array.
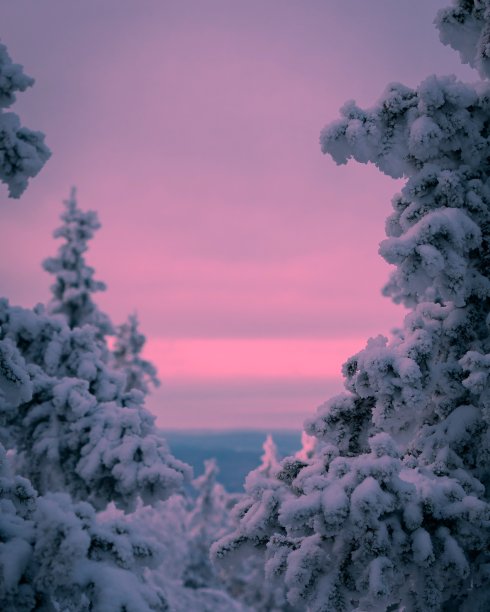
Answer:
[{"left": 145, "top": 337, "right": 366, "bottom": 380}]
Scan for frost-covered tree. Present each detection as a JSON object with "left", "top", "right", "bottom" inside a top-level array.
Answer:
[
  {"left": 43, "top": 188, "right": 113, "bottom": 336},
  {"left": 183, "top": 459, "right": 236, "bottom": 590},
  {"left": 213, "top": 438, "right": 293, "bottom": 611},
  {"left": 295, "top": 431, "right": 317, "bottom": 463},
  {"left": 0, "top": 42, "right": 50, "bottom": 198},
  {"left": 113, "top": 312, "right": 160, "bottom": 395},
  {"left": 213, "top": 4, "right": 490, "bottom": 611},
  {"left": 0, "top": 443, "right": 171, "bottom": 611},
  {"left": 0, "top": 299, "right": 190, "bottom": 511},
  {"left": 437, "top": 0, "right": 490, "bottom": 78},
  {"left": 104, "top": 480, "right": 248, "bottom": 612},
  {"left": 257, "top": 434, "right": 280, "bottom": 477}
]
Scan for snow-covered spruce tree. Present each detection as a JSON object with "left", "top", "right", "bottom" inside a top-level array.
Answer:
[
  {"left": 257, "top": 434, "right": 280, "bottom": 478},
  {"left": 295, "top": 431, "right": 318, "bottom": 463},
  {"left": 0, "top": 310, "right": 177, "bottom": 610},
  {"left": 103, "top": 467, "right": 249, "bottom": 612},
  {"left": 113, "top": 312, "right": 160, "bottom": 395},
  {"left": 213, "top": 8, "right": 490, "bottom": 612},
  {"left": 0, "top": 41, "right": 50, "bottom": 198},
  {"left": 0, "top": 442, "right": 172, "bottom": 611},
  {"left": 183, "top": 459, "right": 237, "bottom": 590},
  {"left": 0, "top": 298, "right": 190, "bottom": 511},
  {"left": 214, "top": 436, "right": 294, "bottom": 611},
  {"left": 43, "top": 188, "right": 114, "bottom": 337}
]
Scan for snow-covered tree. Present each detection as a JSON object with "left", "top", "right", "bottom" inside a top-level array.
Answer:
[
  {"left": 295, "top": 431, "right": 317, "bottom": 463},
  {"left": 257, "top": 434, "right": 280, "bottom": 478},
  {"left": 182, "top": 459, "right": 236, "bottom": 590},
  {"left": 43, "top": 188, "right": 113, "bottom": 337},
  {"left": 213, "top": 438, "right": 293, "bottom": 611},
  {"left": 0, "top": 298, "right": 190, "bottom": 511},
  {"left": 113, "top": 312, "right": 160, "bottom": 395},
  {"left": 0, "top": 41, "right": 50, "bottom": 198},
  {"left": 437, "top": 0, "right": 490, "bottom": 78},
  {"left": 213, "top": 4, "right": 490, "bottom": 611},
  {"left": 0, "top": 442, "right": 171, "bottom": 611}
]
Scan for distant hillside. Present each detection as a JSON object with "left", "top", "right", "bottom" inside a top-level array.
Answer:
[{"left": 162, "top": 430, "right": 302, "bottom": 492}]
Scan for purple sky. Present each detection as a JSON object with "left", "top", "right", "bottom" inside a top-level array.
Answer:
[{"left": 1, "top": 1, "right": 474, "bottom": 429}]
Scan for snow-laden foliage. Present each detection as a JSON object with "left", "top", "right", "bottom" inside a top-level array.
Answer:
[
  {"left": 213, "top": 437, "right": 294, "bottom": 611},
  {"left": 104, "top": 477, "right": 249, "bottom": 612},
  {"left": 0, "top": 42, "right": 50, "bottom": 198},
  {"left": 183, "top": 459, "right": 241, "bottom": 591},
  {"left": 436, "top": 0, "right": 490, "bottom": 78},
  {"left": 43, "top": 188, "right": 114, "bottom": 336},
  {"left": 213, "top": 10, "right": 490, "bottom": 612},
  {"left": 0, "top": 298, "right": 190, "bottom": 511},
  {"left": 113, "top": 312, "right": 160, "bottom": 395},
  {"left": 0, "top": 443, "right": 171, "bottom": 611}
]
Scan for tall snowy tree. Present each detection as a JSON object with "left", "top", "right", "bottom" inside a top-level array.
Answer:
[
  {"left": 0, "top": 41, "right": 50, "bottom": 198},
  {"left": 43, "top": 188, "right": 113, "bottom": 337},
  {"left": 213, "top": 3, "right": 490, "bottom": 611},
  {"left": 113, "top": 312, "right": 160, "bottom": 395}
]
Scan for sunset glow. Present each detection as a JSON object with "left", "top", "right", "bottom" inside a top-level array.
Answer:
[{"left": 1, "top": 0, "right": 474, "bottom": 428}]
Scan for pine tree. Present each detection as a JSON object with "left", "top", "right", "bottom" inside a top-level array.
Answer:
[
  {"left": 0, "top": 298, "right": 190, "bottom": 511},
  {"left": 213, "top": 3, "right": 490, "bottom": 610},
  {"left": 0, "top": 442, "right": 170, "bottom": 611},
  {"left": 113, "top": 312, "right": 160, "bottom": 395},
  {"left": 257, "top": 434, "right": 280, "bottom": 477},
  {"left": 43, "top": 188, "right": 113, "bottom": 337},
  {"left": 295, "top": 431, "right": 317, "bottom": 463},
  {"left": 0, "top": 41, "right": 50, "bottom": 198},
  {"left": 183, "top": 459, "right": 232, "bottom": 589}
]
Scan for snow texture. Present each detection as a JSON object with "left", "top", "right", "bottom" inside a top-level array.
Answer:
[
  {"left": 436, "top": 0, "right": 490, "bottom": 78},
  {"left": 0, "top": 42, "right": 50, "bottom": 198}
]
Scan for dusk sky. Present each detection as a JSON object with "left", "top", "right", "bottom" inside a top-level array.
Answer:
[{"left": 1, "top": 1, "right": 475, "bottom": 429}]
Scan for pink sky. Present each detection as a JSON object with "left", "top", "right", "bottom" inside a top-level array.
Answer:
[{"left": 0, "top": 1, "right": 474, "bottom": 429}]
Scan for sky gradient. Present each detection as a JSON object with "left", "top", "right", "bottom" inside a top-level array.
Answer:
[{"left": 1, "top": 1, "right": 475, "bottom": 429}]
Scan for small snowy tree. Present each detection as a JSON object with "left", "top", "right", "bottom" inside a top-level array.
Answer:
[
  {"left": 43, "top": 188, "right": 113, "bottom": 336},
  {"left": 295, "top": 431, "right": 317, "bottom": 463},
  {"left": 213, "top": 4, "right": 490, "bottom": 611},
  {"left": 213, "top": 437, "right": 293, "bottom": 611},
  {"left": 182, "top": 458, "right": 245, "bottom": 593},
  {"left": 0, "top": 42, "right": 50, "bottom": 198},
  {"left": 257, "top": 434, "right": 280, "bottom": 478},
  {"left": 113, "top": 312, "right": 160, "bottom": 395}
]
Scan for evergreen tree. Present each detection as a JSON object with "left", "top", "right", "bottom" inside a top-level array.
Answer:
[
  {"left": 0, "top": 299, "right": 190, "bottom": 511},
  {"left": 0, "top": 41, "right": 50, "bottom": 198},
  {"left": 295, "top": 431, "right": 317, "bottom": 463},
  {"left": 213, "top": 437, "right": 293, "bottom": 611},
  {"left": 0, "top": 442, "right": 170, "bottom": 611},
  {"left": 183, "top": 459, "right": 232, "bottom": 589},
  {"left": 113, "top": 312, "right": 160, "bottom": 395},
  {"left": 213, "top": 3, "right": 490, "bottom": 610},
  {"left": 257, "top": 434, "right": 280, "bottom": 478},
  {"left": 43, "top": 188, "right": 113, "bottom": 337}
]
